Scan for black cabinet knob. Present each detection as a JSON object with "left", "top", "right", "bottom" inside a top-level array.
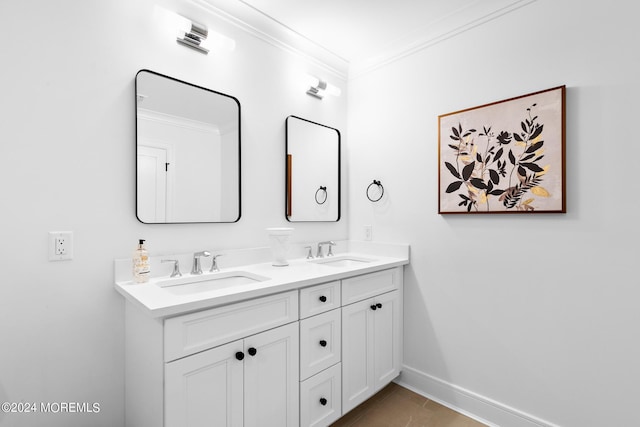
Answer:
[
  {"left": 376, "top": 303, "right": 382, "bottom": 309},
  {"left": 319, "top": 295, "right": 327, "bottom": 302},
  {"left": 319, "top": 340, "right": 327, "bottom": 347},
  {"left": 248, "top": 347, "right": 257, "bottom": 356},
  {"left": 235, "top": 351, "right": 244, "bottom": 361},
  {"left": 370, "top": 304, "right": 377, "bottom": 310},
  {"left": 319, "top": 398, "right": 327, "bottom": 406}
]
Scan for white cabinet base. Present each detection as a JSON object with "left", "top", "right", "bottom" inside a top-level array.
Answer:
[{"left": 124, "top": 266, "right": 404, "bottom": 427}]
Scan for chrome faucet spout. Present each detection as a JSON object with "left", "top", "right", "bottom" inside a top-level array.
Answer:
[{"left": 191, "top": 251, "right": 211, "bottom": 275}]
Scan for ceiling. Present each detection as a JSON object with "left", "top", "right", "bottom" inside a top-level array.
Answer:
[{"left": 238, "top": 0, "right": 480, "bottom": 63}]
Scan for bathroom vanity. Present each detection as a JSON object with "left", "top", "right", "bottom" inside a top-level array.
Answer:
[{"left": 115, "top": 241, "right": 409, "bottom": 427}]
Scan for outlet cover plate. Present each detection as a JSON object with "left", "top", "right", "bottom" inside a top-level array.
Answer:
[
  {"left": 364, "top": 225, "right": 372, "bottom": 241},
  {"left": 49, "top": 231, "right": 73, "bottom": 261}
]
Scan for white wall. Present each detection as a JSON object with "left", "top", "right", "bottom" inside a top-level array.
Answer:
[
  {"left": 0, "top": 0, "right": 346, "bottom": 426},
  {"left": 347, "top": 1, "right": 639, "bottom": 426}
]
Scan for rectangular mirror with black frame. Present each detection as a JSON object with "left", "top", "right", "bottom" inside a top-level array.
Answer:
[
  {"left": 135, "top": 69, "right": 241, "bottom": 223},
  {"left": 286, "top": 115, "right": 340, "bottom": 222}
]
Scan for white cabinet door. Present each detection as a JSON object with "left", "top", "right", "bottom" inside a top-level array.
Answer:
[
  {"left": 372, "top": 290, "right": 401, "bottom": 389},
  {"left": 165, "top": 340, "right": 244, "bottom": 427},
  {"left": 341, "top": 298, "right": 374, "bottom": 413},
  {"left": 166, "top": 322, "right": 300, "bottom": 427},
  {"left": 342, "top": 290, "right": 400, "bottom": 414},
  {"left": 244, "top": 322, "right": 300, "bottom": 427}
]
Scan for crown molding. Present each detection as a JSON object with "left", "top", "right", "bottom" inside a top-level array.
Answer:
[
  {"left": 138, "top": 108, "right": 222, "bottom": 134},
  {"left": 190, "top": 0, "right": 349, "bottom": 80},
  {"left": 349, "top": 0, "right": 537, "bottom": 79}
]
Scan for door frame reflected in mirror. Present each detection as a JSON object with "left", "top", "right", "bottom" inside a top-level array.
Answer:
[
  {"left": 285, "top": 115, "right": 341, "bottom": 222},
  {"left": 135, "top": 69, "right": 241, "bottom": 223}
]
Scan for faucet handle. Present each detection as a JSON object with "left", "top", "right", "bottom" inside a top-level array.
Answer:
[
  {"left": 161, "top": 259, "right": 182, "bottom": 277},
  {"left": 305, "top": 246, "right": 314, "bottom": 259},
  {"left": 210, "top": 254, "right": 225, "bottom": 272},
  {"left": 327, "top": 243, "right": 335, "bottom": 257}
]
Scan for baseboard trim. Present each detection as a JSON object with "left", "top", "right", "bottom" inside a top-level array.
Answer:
[{"left": 396, "top": 365, "right": 560, "bottom": 427}]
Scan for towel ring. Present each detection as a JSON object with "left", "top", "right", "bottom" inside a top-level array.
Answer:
[
  {"left": 366, "top": 180, "right": 384, "bottom": 202},
  {"left": 315, "top": 186, "right": 327, "bottom": 204}
]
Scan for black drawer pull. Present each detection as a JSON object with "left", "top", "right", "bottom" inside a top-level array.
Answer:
[
  {"left": 319, "top": 397, "right": 327, "bottom": 406},
  {"left": 235, "top": 351, "right": 244, "bottom": 361},
  {"left": 370, "top": 304, "right": 377, "bottom": 311},
  {"left": 376, "top": 303, "right": 382, "bottom": 309},
  {"left": 319, "top": 295, "right": 327, "bottom": 302},
  {"left": 248, "top": 347, "right": 257, "bottom": 356},
  {"left": 319, "top": 340, "right": 327, "bottom": 347}
]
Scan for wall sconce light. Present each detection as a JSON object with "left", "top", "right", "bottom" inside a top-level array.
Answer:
[
  {"left": 154, "top": 6, "right": 235, "bottom": 54},
  {"left": 305, "top": 75, "right": 342, "bottom": 99},
  {"left": 177, "top": 21, "right": 209, "bottom": 54}
]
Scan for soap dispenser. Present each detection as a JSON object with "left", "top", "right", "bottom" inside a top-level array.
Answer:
[{"left": 133, "top": 239, "right": 150, "bottom": 283}]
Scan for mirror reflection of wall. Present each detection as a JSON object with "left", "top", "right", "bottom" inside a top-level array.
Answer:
[
  {"left": 286, "top": 116, "right": 340, "bottom": 222},
  {"left": 135, "top": 70, "right": 241, "bottom": 223}
]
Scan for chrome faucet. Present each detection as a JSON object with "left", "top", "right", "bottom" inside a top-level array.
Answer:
[
  {"left": 316, "top": 241, "right": 336, "bottom": 258},
  {"left": 209, "top": 254, "right": 224, "bottom": 272},
  {"left": 161, "top": 259, "right": 182, "bottom": 278},
  {"left": 191, "top": 251, "right": 211, "bottom": 275}
]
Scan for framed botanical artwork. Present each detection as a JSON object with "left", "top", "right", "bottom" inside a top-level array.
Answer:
[{"left": 438, "top": 86, "right": 566, "bottom": 214}]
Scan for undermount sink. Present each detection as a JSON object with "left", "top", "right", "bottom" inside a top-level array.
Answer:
[
  {"left": 156, "top": 271, "right": 270, "bottom": 296},
  {"left": 309, "top": 255, "right": 376, "bottom": 268}
]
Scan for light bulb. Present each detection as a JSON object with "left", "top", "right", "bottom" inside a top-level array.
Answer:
[{"left": 325, "top": 83, "right": 341, "bottom": 97}]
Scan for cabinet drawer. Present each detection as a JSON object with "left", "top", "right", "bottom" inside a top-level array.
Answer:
[
  {"left": 299, "top": 281, "right": 340, "bottom": 319},
  {"left": 300, "top": 363, "right": 342, "bottom": 427},
  {"left": 341, "top": 268, "right": 399, "bottom": 306},
  {"left": 300, "top": 309, "right": 341, "bottom": 380},
  {"left": 164, "top": 290, "right": 298, "bottom": 362}
]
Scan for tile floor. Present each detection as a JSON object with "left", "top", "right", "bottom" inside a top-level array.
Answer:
[{"left": 330, "top": 382, "right": 487, "bottom": 427}]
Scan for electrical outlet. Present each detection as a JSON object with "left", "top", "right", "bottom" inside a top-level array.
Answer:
[
  {"left": 55, "top": 237, "right": 66, "bottom": 255},
  {"left": 364, "top": 225, "right": 372, "bottom": 241},
  {"left": 49, "top": 231, "right": 73, "bottom": 261}
]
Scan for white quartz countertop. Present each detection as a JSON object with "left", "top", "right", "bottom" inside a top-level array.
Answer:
[{"left": 114, "top": 242, "right": 409, "bottom": 318}]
